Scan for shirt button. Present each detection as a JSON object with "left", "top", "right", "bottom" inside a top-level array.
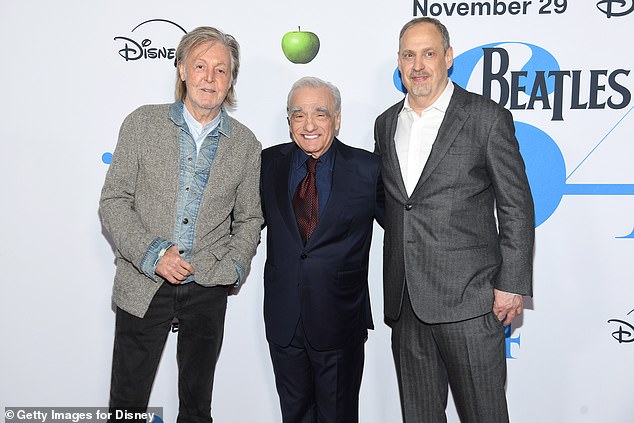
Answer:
[
  {"left": 185, "top": 187, "right": 190, "bottom": 191},
  {"left": 182, "top": 218, "right": 189, "bottom": 224},
  {"left": 179, "top": 250, "right": 184, "bottom": 254},
  {"left": 405, "top": 204, "right": 413, "bottom": 211},
  {"left": 187, "top": 157, "right": 193, "bottom": 162},
  {"left": 300, "top": 254, "right": 307, "bottom": 259}
]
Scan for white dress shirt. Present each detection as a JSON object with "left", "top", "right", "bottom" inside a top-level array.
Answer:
[{"left": 395, "top": 80, "right": 454, "bottom": 196}]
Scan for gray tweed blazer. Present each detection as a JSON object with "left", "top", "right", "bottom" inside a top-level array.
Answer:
[{"left": 100, "top": 103, "right": 263, "bottom": 317}]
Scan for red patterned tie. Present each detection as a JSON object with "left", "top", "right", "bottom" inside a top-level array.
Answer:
[{"left": 293, "top": 157, "right": 319, "bottom": 244}]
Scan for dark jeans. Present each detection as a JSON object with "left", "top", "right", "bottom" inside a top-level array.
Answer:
[{"left": 108, "top": 282, "right": 228, "bottom": 423}]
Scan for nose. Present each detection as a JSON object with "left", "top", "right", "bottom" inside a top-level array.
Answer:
[
  {"left": 304, "top": 115, "right": 317, "bottom": 131},
  {"left": 413, "top": 55, "right": 425, "bottom": 71},
  {"left": 205, "top": 68, "right": 215, "bottom": 82}
]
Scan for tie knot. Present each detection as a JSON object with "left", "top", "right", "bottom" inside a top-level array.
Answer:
[{"left": 306, "top": 157, "right": 319, "bottom": 174}]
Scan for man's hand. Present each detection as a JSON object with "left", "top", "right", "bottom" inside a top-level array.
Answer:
[
  {"left": 155, "top": 245, "right": 195, "bottom": 284},
  {"left": 493, "top": 289, "right": 523, "bottom": 326}
]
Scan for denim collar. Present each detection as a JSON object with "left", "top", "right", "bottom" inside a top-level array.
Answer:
[{"left": 169, "top": 101, "right": 231, "bottom": 138}]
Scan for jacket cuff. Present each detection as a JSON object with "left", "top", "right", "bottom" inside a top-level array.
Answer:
[
  {"left": 140, "top": 237, "right": 175, "bottom": 280},
  {"left": 232, "top": 259, "right": 245, "bottom": 288}
]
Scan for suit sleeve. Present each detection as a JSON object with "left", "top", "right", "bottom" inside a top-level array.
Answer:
[
  {"left": 486, "top": 108, "right": 535, "bottom": 296},
  {"left": 374, "top": 164, "right": 385, "bottom": 228}
]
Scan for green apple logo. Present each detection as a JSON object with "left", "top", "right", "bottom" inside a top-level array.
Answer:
[{"left": 281, "top": 27, "right": 320, "bottom": 64}]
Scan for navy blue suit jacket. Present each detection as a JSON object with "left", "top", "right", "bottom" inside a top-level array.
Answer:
[{"left": 261, "top": 139, "right": 384, "bottom": 350}]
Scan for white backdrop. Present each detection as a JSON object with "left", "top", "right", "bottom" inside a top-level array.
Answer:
[{"left": 1, "top": 0, "right": 633, "bottom": 422}]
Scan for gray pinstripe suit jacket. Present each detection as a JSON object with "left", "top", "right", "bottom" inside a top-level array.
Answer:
[{"left": 374, "top": 83, "right": 534, "bottom": 324}]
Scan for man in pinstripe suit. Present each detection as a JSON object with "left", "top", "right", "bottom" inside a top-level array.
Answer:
[{"left": 374, "top": 17, "right": 534, "bottom": 422}]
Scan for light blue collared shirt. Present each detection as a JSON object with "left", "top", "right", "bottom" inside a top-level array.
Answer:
[{"left": 182, "top": 104, "right": 222, "bottom": 153}]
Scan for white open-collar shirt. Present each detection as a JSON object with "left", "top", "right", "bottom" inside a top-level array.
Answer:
[{"left": 395, "top": 79, "right": 454, "bottom": 196}]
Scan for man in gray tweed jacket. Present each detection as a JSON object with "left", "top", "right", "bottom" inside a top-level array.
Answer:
[{"left": 99, "top": 27, "right": 262, "bottom": 422}]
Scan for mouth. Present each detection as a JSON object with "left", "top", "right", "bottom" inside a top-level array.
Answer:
[
  {"left": 410, "top": 73, "right": 430, "bottom": 82},
  {"left": 302, "top": 134, "right": 320, "bottom": 140}
]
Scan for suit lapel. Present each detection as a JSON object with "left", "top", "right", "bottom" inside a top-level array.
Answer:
[
  {"left": 413, "top": 84, "right": 469, "bottom": 193},
  {"left": 272, "top": 147, "right": 304, "bottom": 247},
  {"left": 384, "top": 101, "right": 409, "bottom": 200}
]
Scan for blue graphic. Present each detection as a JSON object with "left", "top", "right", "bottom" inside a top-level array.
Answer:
[
  {"left": 505, "top": 325, "right": 521, "bottom": 359},
  {"left": 393, "top": 68, "right": 406, "bottom": 94},
  {"left": 392, "top": 42, "right": 634, "bottom": 233},
  {"left": 150, "top": 415, "right": 164, "bottom": 423},
  {"left": 616, "top": 227, "right": 634, "bottom": 239},
  {"left": 515, "top": 113, "right": 634, "bottom": 229},
  {"left": 515, "top": 123, "right": 565, "bottom": 227},
  {"left": 102, "top": 152, "right": 113, "bottom": 164}
]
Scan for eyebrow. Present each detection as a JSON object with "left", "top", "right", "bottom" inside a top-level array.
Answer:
[
  {"left": 289, "top": 105, "right": 331, "bottom": 115},
  {"left": 289, "top": 107, "right": 303, "bottom": 115}
]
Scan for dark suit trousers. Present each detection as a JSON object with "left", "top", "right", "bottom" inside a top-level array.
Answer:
[
  {"left": 391, "top": 286, "right": 509, "bottom": 423},
  {"left": 109, "top": 282, "right": 228, "bottom": 423},
  {"left": 268, "top": 319, "right": 365, "bottom": 423}
]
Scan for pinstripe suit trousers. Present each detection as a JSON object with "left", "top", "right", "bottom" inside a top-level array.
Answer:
[{"left": 391, "top": 285, "right": 509, "bottom": 423}]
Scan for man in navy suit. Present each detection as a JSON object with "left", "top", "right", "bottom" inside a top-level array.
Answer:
[{"left": 260, "top": 76, "right": 384, "bottom": 423}]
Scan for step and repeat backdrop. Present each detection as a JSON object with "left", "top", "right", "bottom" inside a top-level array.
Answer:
[{"left": 1, "top": 0, "right": 632, "bottom": 422}]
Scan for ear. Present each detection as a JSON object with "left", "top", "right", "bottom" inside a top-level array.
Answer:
[
  {"left": 178, "top": 63, "right": 186, "bottom": 81},
  {"left": 335, "top": 112, "right": 341, "bottom": 132},
  {"left": 445, "top": 46, "right": 454, "bottom": 70}
]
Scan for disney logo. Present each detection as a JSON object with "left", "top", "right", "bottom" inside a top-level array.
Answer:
[
  {"left": 607, "top": 319, "right": 634, "bottom": 343},
  {"left": 607, "top": 309, "right": 634, "bottom": 343},
  {"left": 597, "top": 0, "right": 634, "bottom": 17},
  {"left": 114, "top": 37, "right": 176, "bottom": 62},
  {"left": 113, "top": 19, "right": 186, "bottom": 63}
]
